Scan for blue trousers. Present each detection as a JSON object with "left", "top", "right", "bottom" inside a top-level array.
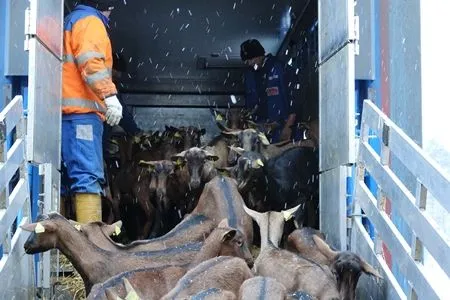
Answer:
[{"left": 61, "top": 113, "right": 105, "bottom": 196}]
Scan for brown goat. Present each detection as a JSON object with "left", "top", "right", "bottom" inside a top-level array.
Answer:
[
  {"left": 287, "top": 228, "right": 329, "bottom": 265},
  {"left": 85, "top": 219, "right": 253, "bottom": 299},
  {"left": 161, "top": 256, "right": 253, "bottom": 300},
  {"left": 243, "top": 205, "right": 340, "bottom": 299},
  {"left": 76, "top": 176, "right": 253, "bottom": 253},
  {"left": 189, "top": 288, "right": 237, "bottom": 300},
  {"left": 191, "top": 175, "right": 254, "bottom": 245},
  {"left": 21, "top": 214, "right": 252, "bottom": 295},
  {"left": 238, "top": 276, "right": 287, "bottom": 300}
]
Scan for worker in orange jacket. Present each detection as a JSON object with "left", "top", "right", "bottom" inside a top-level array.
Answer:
[{"left": 61, "top": 0, "right": 122, "bottom": 223}]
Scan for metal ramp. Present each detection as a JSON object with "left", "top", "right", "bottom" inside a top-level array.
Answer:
[{"left": 352, "top": 99, "right": 450, "bottom": 299}]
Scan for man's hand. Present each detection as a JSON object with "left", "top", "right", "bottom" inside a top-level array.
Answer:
[
  {"left": 104, "top": 95, "right": 123, "bottom": 126},
  {"left": 280, "top": 113, "right": 296, "bottom": 141},
  {"left": 280, "top": 125, "right": 292, "bottom": 141}
]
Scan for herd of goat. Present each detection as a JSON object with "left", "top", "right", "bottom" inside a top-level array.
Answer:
[{"left": 21, "top": 108, "right": 382, "bottom": 299}]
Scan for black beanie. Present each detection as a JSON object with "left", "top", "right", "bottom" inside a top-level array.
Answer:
[
  {"left": 81, "top": 0, "right": 117, "bottom": 11},
  {"left": 240, "top": 39, "right": 265, "bottom": 61}
]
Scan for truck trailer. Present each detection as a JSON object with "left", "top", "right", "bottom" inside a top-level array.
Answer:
[{"left": 0, "top": 0, "right": 448, "bottom": 299}]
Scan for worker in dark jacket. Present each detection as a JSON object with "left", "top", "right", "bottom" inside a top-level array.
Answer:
[
  {"left": 61, "top": 0, "right": 121, "bottom": 223},
  {"left": 240, "top": 39, "right": 301, "bottom": 142}
]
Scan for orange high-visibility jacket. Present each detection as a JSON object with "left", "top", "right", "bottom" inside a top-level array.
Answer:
[{"left": 62, "top": 5, "right": 117, "bottom": 118}]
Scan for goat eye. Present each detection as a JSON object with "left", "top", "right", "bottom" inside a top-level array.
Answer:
[{"left": 237, "top": 241, "right": 243, "bottom": 247}]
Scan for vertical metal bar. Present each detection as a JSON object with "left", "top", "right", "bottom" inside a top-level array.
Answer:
[{"left": 42, "top": 164, "right": 52, "bottom": 293}]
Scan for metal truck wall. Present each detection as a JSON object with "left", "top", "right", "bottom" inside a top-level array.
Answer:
[
  {"left": 81, "top": 0, "right": 295, "bottom": 94},
  {"left": 318, "top": 0, "right": 356, "bottom": 251},
  {"left": 4, "top": 0, "right": 29, "bottom": 76},
  {"left": 26, "top": 0, "right": 63, "bottom": 167}
]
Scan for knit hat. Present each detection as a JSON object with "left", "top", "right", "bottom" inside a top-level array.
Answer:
[
  {"left": 80, "top": 0, "right": 117, "bottom": 11},
  {"left": 240, "top": 39, "right": 265, "bottom": 61}
]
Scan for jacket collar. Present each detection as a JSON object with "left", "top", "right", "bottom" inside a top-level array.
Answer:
[{"left": 74, "top": 4, "right": 110, "bottom": 27}]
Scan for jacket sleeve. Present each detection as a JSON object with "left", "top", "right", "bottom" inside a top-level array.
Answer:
[{"left": 71, "top": 16, "right": 117, "bottom": 99}]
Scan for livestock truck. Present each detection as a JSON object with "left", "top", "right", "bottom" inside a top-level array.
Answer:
[{"left": 0, "top": 0, "right": 449, "bottom": 299}]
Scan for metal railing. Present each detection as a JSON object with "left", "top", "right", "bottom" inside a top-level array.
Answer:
[
  {"left": 0, "top": 95, "right": 34, "bottom": 299},
  {"left": 351, "top": 99, "right": 450, "bottom": 299}
]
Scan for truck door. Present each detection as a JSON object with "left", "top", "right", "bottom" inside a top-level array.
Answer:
[
  {"left": 318, "top": 0, "right": 357, "bottom": 250},
  {"left": 25, "top": 0, "right": 64, "bottom": 295}
]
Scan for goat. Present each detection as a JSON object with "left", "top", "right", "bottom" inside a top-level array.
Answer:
[
  {"left": 86, "top": 219, "right": 253, "bottom": 299},
  {"left": 311, "top": 235, "right": 382, "bottom": 300},
  {"left": 243, "top": 205, "right": 340, "bottom": 299},
  {"left": 21, "top": 214, "right": 252, "bottom": 295},
  {"left": 287, "top": 228, "right": 329, "bottom": 265},
  {"left": 161, "top": 256, "right": 253, "bottom": 300},
  {"left": 238, "top": 276, "right": 287, "bottom": 300}
]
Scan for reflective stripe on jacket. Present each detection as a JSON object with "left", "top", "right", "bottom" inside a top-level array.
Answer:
[{"left": 62, "top": 5, "right": 117, "bottom": 117}]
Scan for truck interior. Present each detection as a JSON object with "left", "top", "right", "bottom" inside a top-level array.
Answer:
[{"left": 66, "top": 0, "right": 318, "bottom": 141}]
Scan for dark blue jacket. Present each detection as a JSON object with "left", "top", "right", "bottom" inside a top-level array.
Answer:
[{"left": 243, "top": 54, "right": 299, "bottom": 124}]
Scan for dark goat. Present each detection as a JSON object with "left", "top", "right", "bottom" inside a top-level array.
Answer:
[
  {"left": 311, "top": 235, "right": 382, "bottom": 300},
  {"left": 138, "top": 160, "right": 177, "bottom": 237},
  {"left": 231, "top": 147, "right": 319, "bottom": 229}
]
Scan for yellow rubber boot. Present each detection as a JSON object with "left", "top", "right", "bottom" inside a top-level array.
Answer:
[
  {"left": 59, "top": 196, "right": 66, "bottom": 217},
  {"left": 74, "top": 193, "right": 102, "bottom": 223}
]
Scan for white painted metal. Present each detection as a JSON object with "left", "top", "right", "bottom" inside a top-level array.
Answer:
[
  {"left": 26, "top": 38, "right": 62, "bottom": 166},
  {"left": 319, "top": 166, "right": 347, "bottom": 250},
  {"left": 0, "top": 96, "right": 34, "bottom": 300},
  {"left": 352, "top": 99, "right": 449, "bottom": 299},
  {"left": 319, "top": 43, "right": 356, "bottom": 171}
]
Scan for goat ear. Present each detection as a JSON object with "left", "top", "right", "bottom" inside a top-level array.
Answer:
[
  {"left": 138, "top": 160, "right": 156, "bottom": 169},
  {"left": 221, "top": 229, "right": 237, "bottom": 242},
  {"left": 123, "top": 278, "right": 140, "bottom": 300},
  {"left": 312, "top": 235, "right": 339, "bottom": 261},
  {"left": 229, "top": 146, "right": 245, "bottom": 156},
  {"left": 105, "top": 288, "right": 124, "bottom": 300},
  {"left": 281, "top": 204, "right": 300, "bottom": 221},
  {"left": 20, "top": 223, "right": 37, "bottom": 232},
  {"left": 218, "top": 219, "right": 229, "bottom": 228},
  {"left": 221, "top": 129, "right": 241, "bottom": 136},
  {"left": 104, "top": 221, "right": 123, "bottom": 237},
  {"left": 171, "top": 150, "right": 187, "bottom": 161},
  {"left": 257, "top": 133, "right": 271, "bottom": 145},
  {"left": 361, "top": 260, "right": 383, "bottom": 279}
]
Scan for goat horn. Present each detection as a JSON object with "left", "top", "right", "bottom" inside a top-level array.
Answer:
[
  {"left": 105, "top": 288, "right": 124, "bottom": 300},
  {"left": 281, "top": 204, "right": 300, "bottom": 221},
  {"left": 123, "top": 278, "right": 140, "bottom": 300},
  {"left": 361, "top": 260, "right": 383, "bottom": 279},
  {"left": 242, "top": 203, "right": 263, "bottom": 224},
  {"left": 312, "top": 235, "right": 339, "bottom": 261}
]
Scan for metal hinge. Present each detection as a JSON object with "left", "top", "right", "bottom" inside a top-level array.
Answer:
[{"left": 351, "top": 15, "right": 360, "bottom": 55}]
